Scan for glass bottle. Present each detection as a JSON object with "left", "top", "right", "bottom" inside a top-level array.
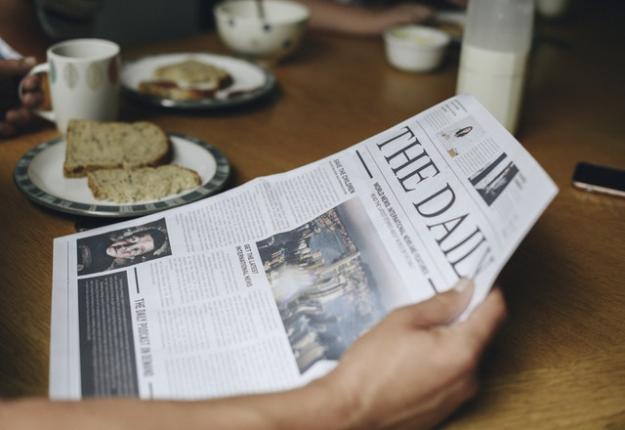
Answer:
[{"left": 456, "top": 0, "right": 534, "bottom": 134}]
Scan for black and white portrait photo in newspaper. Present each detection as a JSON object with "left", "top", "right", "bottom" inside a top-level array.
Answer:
[{"left": 77, "top": 218, "right": 172, "bottom": 276}]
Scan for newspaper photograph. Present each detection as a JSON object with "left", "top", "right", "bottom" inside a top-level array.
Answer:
[
  {"left": 49, "top": 95, "right": 558, "bottom": 400},
  {"left": 76, "top": 219, "right": 172, "bottom": 276},
  {"left": 258, "top": 198, "right": 401, "bottom": 373}
]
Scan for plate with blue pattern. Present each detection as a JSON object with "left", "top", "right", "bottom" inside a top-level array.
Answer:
[
  {"left": 14, "top": 133, "right": 230, "bottom": 218},
  {"left": 122, "top": 52, "right": 276, "bottom": 109}
]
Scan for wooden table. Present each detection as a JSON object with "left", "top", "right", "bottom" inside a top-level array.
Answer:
[{"left": 1, "top": 1, "right": 624, "bottom": 428}]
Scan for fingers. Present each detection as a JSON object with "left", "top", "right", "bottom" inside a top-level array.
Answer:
[
  {"left": 456, "top": 288, "right": 506, "bottom": 352},
  {"left": 0, "top": 121, "right": 18, "bottom": 138},
  {"left": 0, "top": 57, "right": 37, "bottom": 79},
  {"left": 20, "top": 91, "right": 43, "bottom": 108},
  {"left": 5, "top": 108, "right": 35, "bottom": 127},
  {"left": 19, "top": 74, "right": 44, "bottom": 108},
  {"left": 392, "top": 279, "right": 475, "bottom": 328},
  {"left": 1, "top": 107, "right": 38, "bottom": 138},
  {"left": 21, "top": 74, "right": 41, "bottom": 92}
]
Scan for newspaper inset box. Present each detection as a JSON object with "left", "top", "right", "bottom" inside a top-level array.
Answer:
[
  {"left": 258, "top": 198, "right": 400, "bottom": 373},
  {"left": 78, "top": 272, "right": 139, "bottom": 397},
  {"left": 437, "top": 116, "right": 485, "bottom": 159},
  {"left": 77, "top": 218, "right": 171, "bottom": 276},
  {"left": 469, "top": 153, "right": 520, "bottom": 206},
  {"left": 49, "top": 95, "right": 558, "bottom": 400}
]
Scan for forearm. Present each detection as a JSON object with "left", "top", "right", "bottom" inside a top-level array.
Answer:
[
  {"left": 297, "top": 0, "right": 390, "bottom": 36},
  {"left": 0, "top": 378, "right": 359, "bottom": 430}
]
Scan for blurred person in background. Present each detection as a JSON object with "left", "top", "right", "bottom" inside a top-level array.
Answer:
[
  {"left": 32, "top": 0, "right": 465, "bottom": 41},
  {"left": 1, "top": 0, "right": 465, "bottom": 138},
  {"left": 299, "top": 0, "right": 466, "bottom": 36}
]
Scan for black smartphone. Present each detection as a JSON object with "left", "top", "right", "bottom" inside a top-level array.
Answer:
[{"left": 572, "top": 162, "right": 625, "bottom": 198}]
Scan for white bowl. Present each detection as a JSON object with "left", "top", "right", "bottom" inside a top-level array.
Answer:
[
  {"left": 383, "top": 25, "right": 451, "bottom": 72},
  {"left": 215, "top": 0, "right": 309, "bottom": 60}
]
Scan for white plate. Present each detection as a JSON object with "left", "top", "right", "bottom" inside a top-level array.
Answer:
[
  {"left": 121, "top": 52, "right": 276, "bottom": 109},
  {"left": 14, "top": 133, "right": 230, "bottom": 217}
]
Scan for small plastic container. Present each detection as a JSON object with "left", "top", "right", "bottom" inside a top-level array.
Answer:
[{"left": 384, "top": 25, "right": 451, "bottom": 73}]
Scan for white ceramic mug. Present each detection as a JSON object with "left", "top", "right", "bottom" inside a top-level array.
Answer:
[{"left": 21, "top": 38, "right": 121, "bottom": 134}]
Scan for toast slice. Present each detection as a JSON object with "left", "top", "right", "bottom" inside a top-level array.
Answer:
[
  {"left": 154, "top": 59, "right": 232, "bottom": 86},
  {"left": 138, "top": 80, "right": 220, "bottom": 101},
  {"left": 87, "top": 165, "right": 202, "bottom": 203},
  {"left": 138, "top": 59, "right": 234, "bottom": 101},
  {"left": 64, "top": 120, "right": 171, "bottom": 177}
]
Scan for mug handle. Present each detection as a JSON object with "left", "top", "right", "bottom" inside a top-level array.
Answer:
[{"left": 18, "top": 63, "right": 55, "bottom": 123}]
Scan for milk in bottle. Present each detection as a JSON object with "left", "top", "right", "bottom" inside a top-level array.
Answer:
[{"left": 456, "top": 0, "right": 534, "bottom": 134}]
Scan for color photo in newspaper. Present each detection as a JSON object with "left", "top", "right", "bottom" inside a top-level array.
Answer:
[{"left": 50, "top": 95, "right": 557, "bottom": 400}]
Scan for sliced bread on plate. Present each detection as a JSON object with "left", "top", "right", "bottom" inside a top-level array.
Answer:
[
  {"left": 154, "top": 59, "right": 233, "bottom": 87},
  {"left": 87, "top": 165, "right": 202, "bottom": 203},
  {"left": 139, "top": 60, "right": 234, "bottom": 101},
  {"left": 64, "top": 120, "right": 171, "bottom": 177}
]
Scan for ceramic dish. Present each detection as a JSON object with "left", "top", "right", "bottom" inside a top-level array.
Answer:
[
  {"left": 14, "top": 133, "right": 230, "bottom": 218},
  {"left": 384, "top": 25, "right": 451, "bottom": 72},
  {"left": 121, "top": 52, "right": 276, "bottom": 109},
  {"left": 215, "top": 0, "right": 310, "bottom": 61}
]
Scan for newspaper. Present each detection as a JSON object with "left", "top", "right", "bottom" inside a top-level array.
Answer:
[{"left": 49, "top": 95, "right": 557, "bottom": 399}]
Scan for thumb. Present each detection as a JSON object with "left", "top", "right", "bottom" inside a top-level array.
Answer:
[
  {"left": 392, "top": 279, "right": 474, "bottom": 328},
  {"left": 0, "top": 57, "right": 37, "bottom": 78}
]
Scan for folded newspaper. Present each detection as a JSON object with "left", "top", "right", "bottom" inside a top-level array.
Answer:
[{"left": 50, "top": 95, "right": 558, "bottom": 399}]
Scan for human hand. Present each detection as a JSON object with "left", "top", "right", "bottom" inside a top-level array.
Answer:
[
  {"left": 377, "top": 3, "right": 434, "bottom": 33},
  {"left": 326, "top": 280, "right": 506, "bottom": 430},
  {"left": 0, "top": 57, "right": 44, "bottom": 138}
]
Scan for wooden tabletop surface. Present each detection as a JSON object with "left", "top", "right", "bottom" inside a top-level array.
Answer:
[{"left": 1, "top": 1, "right": 624, "bottom": 428}]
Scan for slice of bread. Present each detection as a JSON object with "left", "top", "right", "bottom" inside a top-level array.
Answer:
[
  {"left": 154, "top": 59, "right": 232, "bottom": 86},
  {"left": 87, "top": 165, "right": 202, "bottom": 203},
  {"left": 138, "top": 80, "right": 219, "bottom": 101},
  {"left": 138, "top": 60, "right": 234, "bottom": 101},
  {"left": 64, "top": 120, "right": 171, "bottom": 177}
]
